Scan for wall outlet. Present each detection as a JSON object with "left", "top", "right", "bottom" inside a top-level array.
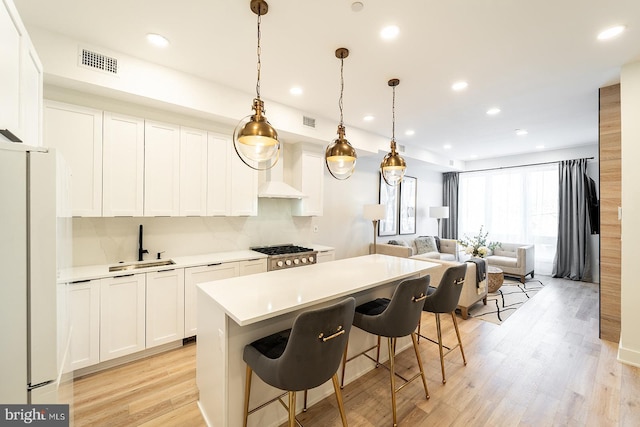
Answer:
[{"left": 313, "top": 225, "right": 319, "bottom": 233}]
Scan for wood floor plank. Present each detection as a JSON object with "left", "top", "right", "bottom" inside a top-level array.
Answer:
[{"left": 71, "top": 277, "right": 640, "bottom": 426}]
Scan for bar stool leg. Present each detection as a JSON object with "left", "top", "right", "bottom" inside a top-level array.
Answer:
[
  {"left": 288, "top": 391, "right": 296, "bottom": 427},
  {"left": 332, "top": 373, "right": 349, "bottom": 427},
  {"left": 340, "top": 341, "right": 349, "bottom": 388},
  {"left": 387, "top": 337, "right": 398, "bottom": 427},
  {"left": 303, "top": 390, "right": 308, "bottom": 412},
  {"left": 435, "top": 313, "right": 446, "bottom": 384},
  {"left": 410, "top": 332, "right": 430, "bottom": 399},
  {"left": 243, "top": 365, "right": 252, "bottom": 427},
  {"left": 376, "top": 336, "right": 381, "bottom": 366},
  {"left": 451, "top": 312, "right": 467, "bottom": 365}
]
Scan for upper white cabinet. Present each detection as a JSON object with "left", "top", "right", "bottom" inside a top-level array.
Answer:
[
  {"left": 44, "top": 101, "right": 103, "bottom": 217},
  {"left": 146, "top": 268, "right": 185, "bottom": 348},
  {"left": 0, "top": 0, "right": 42, "bottom": 146},
  {"left": 144, "top": 120, "right": 180, "bottom": 216},
  {"left": 206, "top": 134, "right": 228, "bottom": 216},
  {"left": 103, "top": 112, "right": 144, "bottom": 216},
  {"left": 180, "top": 127, "right": 208, "bottom": 216},
  {"left": 291, "top": 145, "right": 324, "bottom": 216}
]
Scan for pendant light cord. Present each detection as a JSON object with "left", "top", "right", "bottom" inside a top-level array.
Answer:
[
  {"left": 391, "top": 84, "right": 396, "bottom": 142},
  {"left": 339, "top": 55, "right": 344, "bottom": 126},
  {"left": 256, "top": 12, "right": 262, "bottom": 99}
]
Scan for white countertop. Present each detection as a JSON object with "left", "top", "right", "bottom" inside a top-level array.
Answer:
[
  {"left": 58, "top": 250, "right": 268, "bottom": 283},
  {"left": 197, "top": 254, "right": 437, "bottom": 327}
]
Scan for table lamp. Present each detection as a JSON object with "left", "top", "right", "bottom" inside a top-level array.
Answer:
[
  {"left": 429, "top": 206, "right": 449, "bottom": 237},
  {"left": 364, "top": 204, "right": 386, "bottom": 254}
]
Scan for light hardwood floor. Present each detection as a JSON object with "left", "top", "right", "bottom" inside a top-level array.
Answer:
[{"left": 71, "top": 277, "right": 640, "bottom": 426}]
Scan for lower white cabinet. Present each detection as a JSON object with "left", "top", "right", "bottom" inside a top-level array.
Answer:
[
  {"left": 146, "top": 268, "right": 185, "bottom": 348},
  {"left": 316, "top": 250, "right": 335, "bottom": 263},
  {"left": 239, "top": 258, "right": 268, "bottom": 276},
  {"left": 184, "top": 262, "right": 240, "bottom": 337},
  {"left": 100, "top": 274, "right": 146, "bottom": 362},
  {"left": 66, "top": 279, "right": 100, "bottom": 372}
]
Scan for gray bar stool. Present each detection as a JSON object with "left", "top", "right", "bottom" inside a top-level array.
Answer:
[
  {"left": 242, "top": 297, "right": 356, "bottom": 427},
  {"left": 341, "top": 276, "right": 430, "bottom": 427},
  {"left": 418, "top": 264, "right": 468, "bottom": 384}
]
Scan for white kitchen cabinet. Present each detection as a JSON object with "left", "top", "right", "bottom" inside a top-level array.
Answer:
[
  {"left": 180, "top": 127, "right": 208, "bottom": 216},
  {"left": 291, "top": 144, "right": 324, "bottom": 216},
  {"left": 1, "top": 0, "right": 42, "bottom": 146},
  {"left": 65, "top": 279, "right": 100, "bottom": 372},
  {"left": 103, "top": 112, "right": 144, "bottom": 216},
  {"left": 146, "top": 268, "right": 185, "bottom": 348},
  {"left": 316, "top": 250, "right": 335, "bottom": 263},
  {"left": 44, "top": 101, "right": 103, "bottom": 216},
  {"left": 239, "top": 258, "right": 268, "bottom": 276},
  {"left": 184, "top": 262, "right": 240, "bottom": 337},
  {"left": 206, "top": 133, "right": 228, "bottom": 216},
  {"left": 229, "top": 139, "right": 258, "bottom": 216},
  {"left": 100, "top": 274, "right": 146, "bottom": 361},
  {"left": 144, "top": 120, "right": 180, "bottom": 216}
]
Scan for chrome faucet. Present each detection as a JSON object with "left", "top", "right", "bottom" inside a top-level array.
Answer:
[{"left": 138, "top": 224, "right": 148, "bottom": 262}]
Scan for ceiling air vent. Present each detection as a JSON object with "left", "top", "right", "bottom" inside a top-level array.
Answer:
[
  {"left": 397, "top": 144, "right": 406, "bottom": 152},
  {"left": 79, "top": 48, "right": 118, "bottom": 74},
  {"left": 302, "top": 116, "right": 316, "bottom": 129}
]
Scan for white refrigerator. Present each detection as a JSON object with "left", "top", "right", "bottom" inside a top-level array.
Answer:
[{"left": 0, "top": 141, "right": 58, "bottom": 404}]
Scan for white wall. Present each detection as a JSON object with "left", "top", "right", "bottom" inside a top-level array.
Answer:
[
  {"left": 465, "top": 144, "right": 600, "bottom": 283},
  {"left": 619, "top": 60, "right": 640, "bottom": 367}
]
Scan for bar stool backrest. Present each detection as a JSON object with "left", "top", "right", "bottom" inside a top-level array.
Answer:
[{"left": 423, "top": 264, "right": 467, "bottom": 314}]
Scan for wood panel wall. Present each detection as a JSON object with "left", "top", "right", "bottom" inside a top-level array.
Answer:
[{"left": 599, "top": 84, "right": 621, "bottom": 342}]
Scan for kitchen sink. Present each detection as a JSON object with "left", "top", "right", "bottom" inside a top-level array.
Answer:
[{"left": 109, "top": 259, "right": 176, "bottom": 272}]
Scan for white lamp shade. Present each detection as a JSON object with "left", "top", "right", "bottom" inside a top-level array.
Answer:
[
  {"left": 364, "top": 204, "right": 386, "bottom": 221},
  {"left": 429, "top": 206, "right": 450, "bottom": 219}
]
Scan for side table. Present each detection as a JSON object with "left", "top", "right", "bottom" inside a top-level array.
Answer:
[{"left": 487, "top": 266, "right": 504, "bottom": 293}]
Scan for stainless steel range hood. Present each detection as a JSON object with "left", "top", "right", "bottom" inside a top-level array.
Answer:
[{"left": 258, "top": 145, "right": 306, "bottom": 199}]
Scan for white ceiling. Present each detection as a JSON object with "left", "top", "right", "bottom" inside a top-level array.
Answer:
[{"left": 14, "top": 0, "right": 640, "bottom": 162}]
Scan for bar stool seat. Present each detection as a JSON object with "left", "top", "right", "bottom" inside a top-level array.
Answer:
[
  {"left": 243, "top": 297, "right": 355, "bottom": 427},
  {"left": 341, "top": 276, "right": 430, "bottom": 427}
]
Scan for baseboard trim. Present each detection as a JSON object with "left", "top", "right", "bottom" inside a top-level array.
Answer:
[{"left": 617, "top": 340, "right": 640, "bottom": 367}]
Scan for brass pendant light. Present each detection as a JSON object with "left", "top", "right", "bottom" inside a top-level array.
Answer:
[
  {"left": 380, "top": 78, "right": 406, "bottom": 186},
  {"left": 233, "top": 0, "right": 280, "bottom": 170},
  {"left": 325, "top": 48, "right": 357, "bottom": 180}
]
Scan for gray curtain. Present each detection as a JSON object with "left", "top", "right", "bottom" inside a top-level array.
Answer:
[
  {"left": 552, "top": 159, "right": 592, "bottom": 281},
  {"left": 442, "top": 172, "right": 459, "bottom": 239}
]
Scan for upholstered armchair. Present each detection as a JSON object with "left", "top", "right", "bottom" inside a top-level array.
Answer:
[{"left": 485, "top": 243, "right": 535, "bottom": 284}]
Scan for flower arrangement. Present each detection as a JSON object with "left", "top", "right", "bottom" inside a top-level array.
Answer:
[{"left": 458, "top": 226, "right": 501, "bottom": 258}]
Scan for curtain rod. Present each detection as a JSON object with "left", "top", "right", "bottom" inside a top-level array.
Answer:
[{"left": 458, "top": 156, "right": 595, "bottom": 174}]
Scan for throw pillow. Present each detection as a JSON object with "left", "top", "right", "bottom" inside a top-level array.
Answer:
[
  {"left": 415, "top": 236, "right": 438, "bottom": 254},
  {"left": 419, "top": 235, "right": 441, "bottom": 252},
  {"left": 387, "top": 239, "right": 409, "bottom": 247}
]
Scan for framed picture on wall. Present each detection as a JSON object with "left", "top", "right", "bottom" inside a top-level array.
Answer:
[
  {"left": 399, "top": 176, "right": 417, "bottom": 235},
  {"left": 378, "top": 174, "right": 399, "bottom": 236}
]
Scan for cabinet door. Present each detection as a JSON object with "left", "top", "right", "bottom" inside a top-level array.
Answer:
[
  {"left": 229, "top": 147, "right": 258, "bottom": 216},
  {"left": 103, "top": 112, "right": 144, "bottom": 216},
  {"left": 206, "top": 133, "right": 228, "bottom": 216},
  {"left": 184, "top": 262, "right": 240, "bottom": 337},
  {"left": 66, "top": 280, "right": 100, "bottom": 372},
  {"left": 180, "top": 127, "right": 208, "bottom": 216},
  {"left": 100, "top": 274, "right": 145, "bottom": 361},
  {"left": 316, "top": 250, "right": 335, "bottom": 263},
  {"left": 146, "top": 269, "right": 185, "bottom": 348},
  {"left": 44, "top": 101, "right": 103, "bottom": 216},
  {"left": 239, "top": 258, "right": 267, "bottom": 276},
  {"left": 292, "top": 149, "right": 324, "bottom": 216},
  {"left": 0, "top": 0, "right": 22, "bottom": 142},
  {"left": 144, "top": 120, "right": 180, "bottom": 216}
]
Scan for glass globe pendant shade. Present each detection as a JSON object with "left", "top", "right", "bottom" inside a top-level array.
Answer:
[
  {"left": 325, "top": 125, "right": 357, "bottom": 180},
  {"left": 233, "top": 98, "right": 280, "bottom": 170},
  {"left": 380, "top": 141, "right": 406, "bottom": 186}
]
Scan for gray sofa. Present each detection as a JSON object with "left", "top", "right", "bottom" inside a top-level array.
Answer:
[
  {"left": 485, "top": 243, "right": 535, "bottom": 283},
  {"left": 371, "top": 237, "right": 458, "bottom": 261}
]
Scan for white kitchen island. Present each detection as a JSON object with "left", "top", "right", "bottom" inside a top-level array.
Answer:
[{"left": 196, "top": 254, "right": 437, "bottom": 427}]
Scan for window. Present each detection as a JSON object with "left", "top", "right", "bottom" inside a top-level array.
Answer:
[{"left": 458, "top": 164, "right": 558, "bottom": 275}]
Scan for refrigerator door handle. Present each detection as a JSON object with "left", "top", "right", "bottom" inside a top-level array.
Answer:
[{"left": 27, "top": 379, "right": 55, "bottom": 391}]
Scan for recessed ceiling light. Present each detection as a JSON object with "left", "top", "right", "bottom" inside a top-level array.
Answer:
[
  {"left": 486, "top": 107, "right": 501, "bottom": 115},
  {"left": 469, "top": 154, "right": 478, "bottom": 159},
  {"left": 351, "top": 1, "right": 364, "bottom": 12},
  {"left": 536, "top": 145, "right": 545, "bottom": 150},
  {"left": 452, "top": 81, "right": 468, "bottom": 91},
  {"left": 597, "top": 25, "right": 626, "bottom": 40},
  {"left": 363, "top": 115, "right": 375, "bottom": 122},
  {"left": 515, "top": 129, "right": 528, "bottom": 136},
  {"left": 380, "top": 25, "right": 400, "bottom": 40},
  {"left": 290, "top": 87, "right": 303, "bottom": 96},
  {"left": 405, "top": 130, "right": 415, "bottom": 136},
  {"left": 443, "top": 144, "right": 452, "bottom": 150},
  {"left": 146, "top": 33, "right": 170, "bottom": 48}
]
